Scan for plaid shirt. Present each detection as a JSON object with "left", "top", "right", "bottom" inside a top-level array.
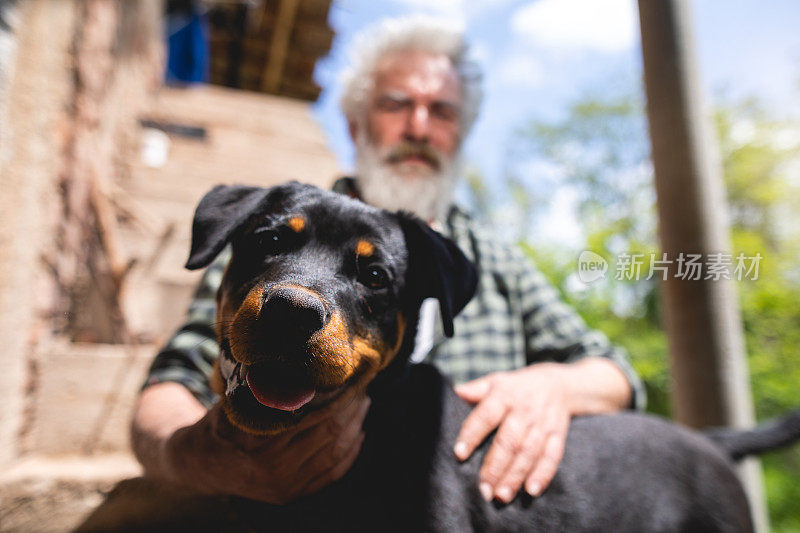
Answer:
[{"left": 145, "top": 179, "right": 646, "bottom": 410}]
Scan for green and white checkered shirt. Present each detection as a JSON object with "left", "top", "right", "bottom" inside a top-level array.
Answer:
[{"left": 145, "top": 179, "right": 645, "bottom": 410}]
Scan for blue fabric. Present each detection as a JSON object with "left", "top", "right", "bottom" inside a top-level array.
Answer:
[{"left": 165, "top": 10, "right": 209, "bottom": 84}]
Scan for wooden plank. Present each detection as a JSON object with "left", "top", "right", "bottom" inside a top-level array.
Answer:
[
  {"left": 637, "top": 1, "right": 767, "bottom": 530},
  {"left": 262, "top": 0, "right": 300, "bottom": 94},
  {"left": 290, "top": 23, "right": 334, "bottom": 51},
  {"left": 205, "top": 0, "right": 333, "bottom": 100},
  {"left": 297, "top": 0, "right": 332, "bottom": 19}
]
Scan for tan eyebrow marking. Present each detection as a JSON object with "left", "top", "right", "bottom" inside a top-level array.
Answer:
[
  {"left": 356, "top": 240, "right": 375, "bottom": 257},
  {"left": 288, "top": 217, "right": 305, "bottom": 233}
]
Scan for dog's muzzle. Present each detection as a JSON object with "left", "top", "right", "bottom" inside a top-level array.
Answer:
[{"left": 221, "top": 284, "right": 329, "bottom": 411}]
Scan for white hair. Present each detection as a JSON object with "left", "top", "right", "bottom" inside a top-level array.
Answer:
[{"left": 339, "top": 15, "right": 483, "bottom": 137}]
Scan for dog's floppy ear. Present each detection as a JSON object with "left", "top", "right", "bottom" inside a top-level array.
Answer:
[
  {"left": 185, "top": 185, "right": 272, "bottom": 270},
  {"left": 399, "top": 214, "right": 478, "bottom": 337}
]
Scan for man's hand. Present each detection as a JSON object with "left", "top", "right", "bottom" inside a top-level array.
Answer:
[
  {"left": 133, "top": 382, "right": 370, "bottom": 504},
  {"left": 453, "top": 358, "right": 632, "bottom": 504},
  {"left": 453, "top": 363, "right": 570, "bottom": 503}
]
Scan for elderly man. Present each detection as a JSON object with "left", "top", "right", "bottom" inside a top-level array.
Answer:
[{"left": 132, "top": 17, "right": 644, "bottom": 507}]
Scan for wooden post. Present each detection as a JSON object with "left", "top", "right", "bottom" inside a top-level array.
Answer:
[
  {"left": 0, "top": 0, "right": 78, "bottom": 465},
  {"left": 262, "top": 0, "right": 300, "bottom": 94},
  {"left": 637, "top": 1, "right": 768, "bottom": 530}
]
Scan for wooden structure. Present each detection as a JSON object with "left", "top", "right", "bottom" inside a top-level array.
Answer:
[
  {"left": 637, "top": 1, "right": 767, "bottom": 530},
  {"left": 207, "top": 0, "right": 334, "bottom": 101},
  {"left": 0, "top": 1, "right": 339, "bottom": 529}
]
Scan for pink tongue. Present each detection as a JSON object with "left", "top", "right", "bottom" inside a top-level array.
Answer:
[{"left": 246, "top": 372, "right": 316, "bottom": 411}]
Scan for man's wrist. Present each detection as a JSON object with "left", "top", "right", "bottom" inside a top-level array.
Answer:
[
  {"left": 131, "top": 382, "right": 209, "bottom": 485},
  {"left": 538, "top": 358, "right": 632, "bottom": 416}
]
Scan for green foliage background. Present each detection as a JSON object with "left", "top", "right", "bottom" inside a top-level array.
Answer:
[{"left": 470, "top": 91, "right": 800, "bottom": 530}]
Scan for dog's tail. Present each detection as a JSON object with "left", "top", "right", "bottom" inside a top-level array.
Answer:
[{"left": 703, "top": 408, "right": 800, "bottom": 461}]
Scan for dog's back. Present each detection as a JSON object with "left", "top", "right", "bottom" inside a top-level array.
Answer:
[{"left": 228, "top": 363, "right": 753, "bottom": 533}]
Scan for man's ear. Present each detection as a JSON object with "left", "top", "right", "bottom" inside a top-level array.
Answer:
[
  {"left": 398, "top": 214, "right": 478, "bottom": 337},
  {"left": 185, "top": 184, "right": 273, "bottom": 270}
]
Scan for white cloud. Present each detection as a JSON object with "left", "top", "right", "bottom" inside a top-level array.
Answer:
[
  {"left": 387, "top": 0, "right": 515, "bottom": 24},
  {"left": 497, "top": 54, "right": 544, "bottom": 88},
  {"left": 466, "top": 0, "right": 517, "bottom": 19},
  {"left": 387, "top": 0, "right": 466, "bottom": 20},
  {"left": 511, "top": 0, "right": 637, "bottom": 52},
  {"left": 389, "top": 0, "right": 464, "bottom": 9},
  {"left": 538, "top": 186, "right": 583, "bottom": 247}
]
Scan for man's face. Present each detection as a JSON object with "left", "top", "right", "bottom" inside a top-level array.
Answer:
[{"left": 364, "top": 50, "right": 463, "bottom": 178}]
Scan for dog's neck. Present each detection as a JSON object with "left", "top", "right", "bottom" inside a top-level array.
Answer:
[{"left": 366, "top": 306, "right": 422, "bottom": 400}]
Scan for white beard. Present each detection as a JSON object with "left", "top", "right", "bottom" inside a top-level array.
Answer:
[{"left": 354, "top": 133, "right": 460, "bottom": 223}]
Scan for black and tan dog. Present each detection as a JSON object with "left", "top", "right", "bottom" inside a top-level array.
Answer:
[
  {"left": 80, "top": 182, "right": 800, "bottom": 532},
  {"left": 186, "top": 181, "right": 478, "bottom": 439},
  {"left": 182, "top": 181, "right": 800, "bottom": 532}
]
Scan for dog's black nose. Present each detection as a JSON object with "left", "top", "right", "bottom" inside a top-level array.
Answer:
[{"left": 260, "top": 286, "right": 327, "bottom": 345}]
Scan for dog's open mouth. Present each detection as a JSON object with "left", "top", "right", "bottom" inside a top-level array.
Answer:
[
  {"left": 245, "top": 363, "right": 316, "bottom": 411},
  {"left": 220, "top": 349, "right": 355, "bottom": 433},
  {"left": 217, "top": 307, "right": 381, "bottom": 433}
]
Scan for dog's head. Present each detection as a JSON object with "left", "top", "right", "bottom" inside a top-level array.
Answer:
[{"left": 186, "top": 182, "right": 477, "bottom": 435}]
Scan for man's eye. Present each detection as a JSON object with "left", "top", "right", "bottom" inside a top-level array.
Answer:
[
  {"left": 359, "top": 265, "right": 390, "bottom": 290},
  {"left": 376, "top": 97, "right": 408, "bottom": 112},
  {"left": 431, "top": 102, "right": 459, "bottom": 122}
]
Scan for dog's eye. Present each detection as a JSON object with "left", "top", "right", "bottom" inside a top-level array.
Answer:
[
  {"left": 254, "top": 228, "right": 282, "bottom": 254},
  {"left": 360, "top": 265, "right": 389, "bottom": 290}
]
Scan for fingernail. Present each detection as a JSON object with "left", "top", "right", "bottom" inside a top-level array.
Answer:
[
  {"left": 496, "top": 486, "right": 513, "bottom": 503},
  {"left": 454, "top": 441, "right": 468, "bottom": 460},
  {"left": 479, "top": 482, "right": 493, "bottom": 502},
  {"left": 526, "top": 481, "right": 541, "bottom": 497}
]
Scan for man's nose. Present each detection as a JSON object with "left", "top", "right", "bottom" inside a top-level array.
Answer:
[{"left": 404, "top": 103, "right": 431, "bottom": 142}]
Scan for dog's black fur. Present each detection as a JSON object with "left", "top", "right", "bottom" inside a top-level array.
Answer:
[{"left": 178, "top": 182, "right": 799, "bottom": 532}]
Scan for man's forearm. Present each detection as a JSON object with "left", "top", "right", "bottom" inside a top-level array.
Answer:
[
  {"left": 556, "top": 357, "right": 633, "bottom": 415},
  {"left": 131, "top": 382, "right": 207, "bottom": 480},
  {"left": 130, "top": 379, "right": 371, "bottom": 502}
]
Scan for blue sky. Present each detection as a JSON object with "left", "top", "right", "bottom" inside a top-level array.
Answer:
[{"left": 310, "top": 0, "right": 800, "bottom": 243}]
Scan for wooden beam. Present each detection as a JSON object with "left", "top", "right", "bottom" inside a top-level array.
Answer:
[
  {"left": 262, "top": 0, "right": 300, "bottom": 94},
  {"left": 636, "top": 1, "right": 768, "bottom": 530}
]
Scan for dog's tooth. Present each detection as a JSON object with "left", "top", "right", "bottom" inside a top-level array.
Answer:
[
  {"left": 226, "top": 371, "right": 241, "bottom": 396},
  {"left": 239, "top": 363, "right": 249, "bottom": 381},
  {"left": 219, "top": 354, "right": 236, "bottom": 381}
]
